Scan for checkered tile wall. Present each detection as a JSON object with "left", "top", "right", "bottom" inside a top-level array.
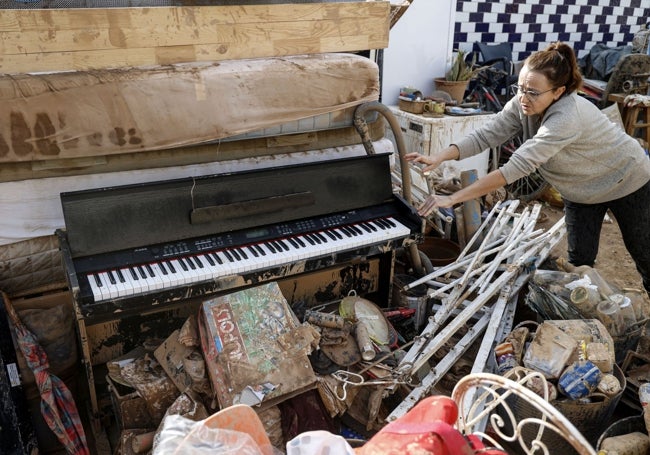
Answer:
[{"left": 454, "top": 0, "right": 650, "bottom": 62}]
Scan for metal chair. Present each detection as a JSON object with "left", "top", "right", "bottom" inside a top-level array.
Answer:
[{"left": 452, "top": 370, "right": 597, "bottom": 455}]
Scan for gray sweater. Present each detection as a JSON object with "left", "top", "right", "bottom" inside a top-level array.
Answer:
[{"left": 454, "top": 92, "right": 650, "bottom": 204}]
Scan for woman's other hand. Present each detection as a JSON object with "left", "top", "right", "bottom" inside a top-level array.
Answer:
[{"left": 418, "top": 194, "right": 455, "bottom": 217}]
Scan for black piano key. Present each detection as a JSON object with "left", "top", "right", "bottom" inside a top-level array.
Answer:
[
  {"left": 359, "top": 222, "right": 373, "bottom": 233},
  {"left": 94, "top": 273, "right": 103, "bottom": 287},
  {"left": 278, "top": 240, "right": 290, "bottom": 252},
  {"left": 205, "top": 254, "right": 216, "bottom": 266},
  {"left": 350, "top": 225, "right": 364, "bottom": 235},
  {"left": 255, "top": 244, "right": 266, "bottom": 256},
  {"left": 145, "top": 264, "right": 156, "bottom": 277},
  {"left": 331, "top": 229, "right": 344, "bottom": 239},
  {"left": 223, "top": 250, "right": 234, "bottom": 262},
  {"left": 266, "top": 242, "right": 277, "bottom": 254},
  {"left": 211, "top": 253, "right": 223, "bottom": 264},
  {"left": 247, "top": 246, "right": 259, "bottom": 257},
  {"left": 383, "top": 218, "right": 397, "bottom": 228},
  {"left": 178, "top": 258, "right": 189, "bottom": 271},
  {"left": 116, "top": 269, "right": 126, "bottom": 283},
  {"left": 309, "top": 233, "right": 322, "bottom": 244},
  {"left": 193, "top": 256, "right": 204, "bottom": 268},
  {"left": 230, "top": 249, "right": 241, "bottom": 261},
  {"left": 288, "top": 237, "right": 300, "bottom": 248},
  {"left": 305, "top": 235, "right": 316, "bottom": 245},
  {"left": 340, "top": 226, "right": 354, "bottom": 237},
  {"left": 364, "top": 221, "right": 377, "bottom": 232},
  {"left": 107, "top": 270, "right": 117, "bottom": 284},
  {"left": 166, "top": 261, "right": 177, "bottom": 273},
  {"left": 129, "top": 267, "right": 139, "bottom": 280},
  {"left": 137, "top": 265, "right": 147, "bottom": 279},
  {"left": 159, "top": 262, "right": 169, "bottom": 275},
  {"left": 315, "top": 232, "right": 328, "bottom": 243},
  {"left": 295, "top": 236, "right": 306, "bottom": 247},
  {"left": 238, "top": 248, "right": 248, "bottom": 260},
  {"left": 374, "top": 219, "right": 389, "bottom": 229}
]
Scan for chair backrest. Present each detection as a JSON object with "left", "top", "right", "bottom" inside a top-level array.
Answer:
[
  {"left": 451, "top": 371, "right": 598, "bottom": 455},
  {"left": 473, "top": 42, "right": 514, "bottom": 74},
  {"left": 600, "top": 53, "right": 650, "bottom": 108}
]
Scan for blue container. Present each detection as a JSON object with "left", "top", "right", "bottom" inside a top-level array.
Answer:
[{"left": 557, "top": 360, "right": 602, "bottom": 400}]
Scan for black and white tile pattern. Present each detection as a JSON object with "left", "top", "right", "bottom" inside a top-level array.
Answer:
[{"left": 454, "top": 0, "right": 650, "bottom": 61}]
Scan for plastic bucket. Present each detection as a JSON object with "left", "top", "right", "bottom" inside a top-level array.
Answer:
[
  {"left": 596, "top": 415, "right": 647, "bottom": 450},
  {"left": 418, "top": 237, "right": 461, "bottom": 267}
]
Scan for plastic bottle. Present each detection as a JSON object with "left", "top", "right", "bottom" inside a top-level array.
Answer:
[
  {"left": 610, "top": 294, "right": 637, "bottom": 331},
  {"left": 596, "top": 299, "right": 626, "bottom": 336},
  {"left": 556, "top": 259, "right": 616, "bottom": 299},
  {"left": 570, "top": 286, "right": 600, "bottom": 318}
]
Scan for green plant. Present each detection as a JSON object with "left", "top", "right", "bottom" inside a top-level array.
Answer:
[{"left": 445, "top": 49, "right": 482, "bottom": 81}]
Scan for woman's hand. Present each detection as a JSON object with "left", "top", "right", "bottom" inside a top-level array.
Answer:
[
  {"left": 417, "top": 194, "right": 455, "bottom": 217},
  {"left": 404, "top": 152, "right": 444, "bottom": 173}
]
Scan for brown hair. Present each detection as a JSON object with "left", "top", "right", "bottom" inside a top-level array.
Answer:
[{"left": 525, "top": 42, "right": 583, "bottom": 96}]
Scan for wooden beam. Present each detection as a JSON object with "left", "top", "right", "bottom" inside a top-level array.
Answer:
[{"left": 0, "top": 2, "right": 390, "bottom": 74}]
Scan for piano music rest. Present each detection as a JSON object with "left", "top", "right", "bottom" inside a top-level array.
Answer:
[{"left": 56, "top": 153, "right": 423, "bottom": 422}]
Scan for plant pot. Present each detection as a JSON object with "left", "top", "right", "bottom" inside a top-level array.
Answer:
[{"left": 434, "top": 78, "right": 469, "bottom": 104}]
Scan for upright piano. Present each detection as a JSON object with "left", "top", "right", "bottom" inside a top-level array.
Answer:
[{"left": 56, "top": 152, "right": 423, "bottom": 418}]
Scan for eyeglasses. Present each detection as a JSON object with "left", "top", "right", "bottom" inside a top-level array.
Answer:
[{"left": 510, "top": 84, "right": 555, "bottom": 100}]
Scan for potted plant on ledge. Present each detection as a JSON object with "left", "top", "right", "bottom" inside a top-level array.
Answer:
[{"left": 434, "top": 49, "right": 480, "bottom": 104}]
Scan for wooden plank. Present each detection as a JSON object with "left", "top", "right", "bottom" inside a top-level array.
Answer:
[{"left": 0, "top": 2, "right": 390, "bottom": 74}]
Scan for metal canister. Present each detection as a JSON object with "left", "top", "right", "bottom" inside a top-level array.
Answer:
[{"left": 558, "top": 359, "right": 602, "bottom": 400}]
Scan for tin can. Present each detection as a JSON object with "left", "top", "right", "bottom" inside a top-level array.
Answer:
[{"left": 558, "top": 359, "right": 602, "bottom": 400}]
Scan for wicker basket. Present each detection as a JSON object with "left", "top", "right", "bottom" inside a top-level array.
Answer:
[{"left": 398, "top": 98, "right": 428, "bottom": 114}]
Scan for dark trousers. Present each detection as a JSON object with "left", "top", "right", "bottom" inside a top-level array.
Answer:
[{"left": 563, "top": 180, "right": 650, "bottom": 293}]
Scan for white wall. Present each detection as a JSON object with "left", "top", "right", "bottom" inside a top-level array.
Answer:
[{"left": 381, "top": 0, "right": 455, "bottom": 103}]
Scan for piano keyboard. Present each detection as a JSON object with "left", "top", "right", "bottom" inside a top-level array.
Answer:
[{"left": 84, "top": 216, "right": 411, "bottom": 303}]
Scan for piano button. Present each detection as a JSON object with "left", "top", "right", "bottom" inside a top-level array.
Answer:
[{"left": 247, "top": 246, "right": 259, "bottom": 258}]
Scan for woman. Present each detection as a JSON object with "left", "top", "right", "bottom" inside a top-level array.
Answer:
[{"left": 406, "top": 42, "right": 650, "bottom": 293}]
